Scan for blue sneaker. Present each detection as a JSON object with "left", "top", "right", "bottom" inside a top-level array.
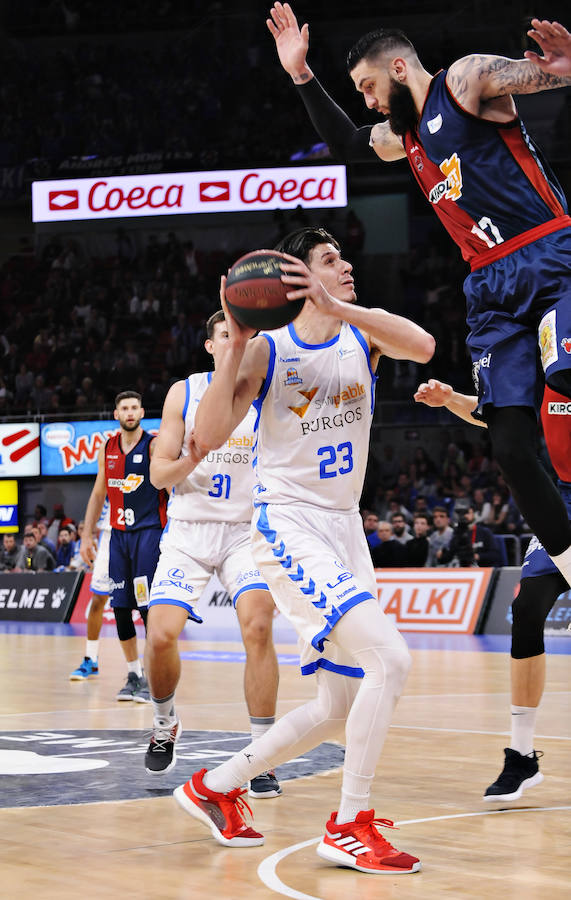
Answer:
[{"left": 70, "top": 657, "right": 99, "bottom": 680}]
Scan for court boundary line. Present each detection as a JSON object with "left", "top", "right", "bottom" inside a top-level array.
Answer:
[{"left": 257, "top": 805, "right": 571, "bottom": 900}]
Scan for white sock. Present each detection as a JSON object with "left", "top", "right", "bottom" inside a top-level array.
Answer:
[
  {"left": 510, "top": 704, "right": 538, "bottom": 756},
  {"left": 127, "top": 658, "right": 143, "bottom": 677},
  {"left": 549, "top": 545, "right": 571, "bottom": 589},
  {"left": 250, "top": 716, "right": 275, "bottom": 742},
  {"left": 152, "top": 692, "right": 176, "bottom": 724},
  {"left": 86, "top": 640, "right": 99, "bottom": 662},
  {"left": 337, "top": 769, "right": 374, "bottom": 824}
]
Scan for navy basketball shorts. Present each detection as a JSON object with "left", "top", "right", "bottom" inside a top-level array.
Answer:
[
  {"left": 109, "top": 527, "right": 162, "bottom": 609},
  {"left": 465, "top": 227, "right": 571, "bottom": 418}
]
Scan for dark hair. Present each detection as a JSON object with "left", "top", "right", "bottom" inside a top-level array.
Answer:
[
  {"left": 347, "top": 28, "right": 416, "bottom": 72},
  {"left": 206, "top": 309, "right": 226, "bottom": 340},
  {"left": 114, "top": 390, "right": 142, "bottom": 407},
  {"left": 432, "top": 505, "right": 449, "bottom": 516},
  {"left": 274, "top": 227, "right": 340, "bottom": 266}
]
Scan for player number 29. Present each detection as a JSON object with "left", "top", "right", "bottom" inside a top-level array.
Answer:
[
  {"left": 318, "top": 442, "right": 354, "bottom": 479},
  {"left": 117, "top": 507, "right": 135, "bottom": 526}
]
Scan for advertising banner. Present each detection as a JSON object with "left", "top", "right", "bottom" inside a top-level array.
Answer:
[
  {"left": 0, "top": 480, "right": 18, "bottom": 533},
  {"left": 70, "top": 572, "right": 298, "bottom": 643},
  {"left": 0, "top": 572, "right": 83, "bottom": 622},
  {"left": 32, "top": 165, "right": 347, "bottom": 223},
  {"left": 481, "top": 566, "right": 571, "bottom": 636},
  {"left": 0, "top": 423, "right": 40, "bottom": 477},
  {"left": 40, "top": 418, "right": 161, "bottom": 476},
  {"left": 375, "top": 568, "right": 494, "bottom": 633}
]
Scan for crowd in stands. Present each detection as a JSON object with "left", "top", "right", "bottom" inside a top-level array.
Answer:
[
  {"left": 1, "top": 2, "right": 545, "bottom": 172},
  {"left": 360, "top": 438, "right": 539, "bottom": 567},
  {"left": 0, "top": 503, "right": 88, "bottom": 573}
]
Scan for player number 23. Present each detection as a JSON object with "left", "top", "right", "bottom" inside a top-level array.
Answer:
[{"left": 318, "top": 442, "right": 354, "bottom": 479}]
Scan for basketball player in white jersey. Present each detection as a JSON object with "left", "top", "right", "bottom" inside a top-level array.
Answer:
[
  {"left": 70, "top": 500, "right": 111, "bottom": 680},
  {"left": 173, "top": 227, "right": 435, "bottom": 875},
  {"left": 144, "top": 310, "right": 281, "bottom": 797}
]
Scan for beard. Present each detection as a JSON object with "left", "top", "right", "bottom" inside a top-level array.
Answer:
[
  {"left": 120, "top": 419, "right": 141, "bottom": 432},
  {"left": 388, "top": 78, "right": 419, "bottom": 137}
]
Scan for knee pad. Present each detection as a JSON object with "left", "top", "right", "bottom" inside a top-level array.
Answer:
[
  {"left": 114, "top": 606, "right": 136, "bottom": 642},
  {"left": 511, "top": 574, "right": 564, "bottom": 659}
]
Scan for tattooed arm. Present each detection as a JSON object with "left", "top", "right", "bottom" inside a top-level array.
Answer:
[{"left": 447, "top": 20, "right": 571, "bottom": 117}]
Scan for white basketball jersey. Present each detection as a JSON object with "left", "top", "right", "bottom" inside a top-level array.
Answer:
[
  {"left": 167, "top": 372, "right": 256, "bottom": 524},
  {"left": 254, "top": 321, "right": 376, "bottom": 511}
]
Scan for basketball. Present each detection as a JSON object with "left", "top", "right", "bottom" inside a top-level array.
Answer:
[{"left": 225, "top": 249, "right": 304, "bottom": 331}]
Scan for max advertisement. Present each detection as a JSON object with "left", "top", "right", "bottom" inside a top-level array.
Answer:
[{"left": 40, "top": 419, "right": 161, "bottom": 476}]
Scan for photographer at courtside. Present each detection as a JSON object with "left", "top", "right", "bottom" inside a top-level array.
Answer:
[{"left": 439, "top": 500, "right": 501, "bottom": 568}]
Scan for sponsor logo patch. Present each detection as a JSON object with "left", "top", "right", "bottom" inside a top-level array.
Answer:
[
  {"left": 539, "top": 310, "right": 558, "bottom": 370},
  {"left": 427, "top": 113, "right": 443, "bottom": 134},
  {"left": 429, "top": 153, "right": 462, "bottom": 204}
]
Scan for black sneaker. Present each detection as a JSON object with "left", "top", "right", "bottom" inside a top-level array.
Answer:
[
  {"left": 483, "top": 748, "right": 544, "bottom": 801},
  {"left": 248, "top": 770, "right": 282, "bottom": 799},
  {"left": 145, "top": 719, "right": 182, "bottom": 775}
]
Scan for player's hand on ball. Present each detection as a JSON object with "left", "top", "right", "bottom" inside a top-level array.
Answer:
[
  {"left": 414, "top": 379, "right": 454, "bottom": 407},
  {"left": 267, "top": 3, "right": 309, "bottom": 77},
  {"left": 219, "top": 275, "right": 257, "bottom": 343},
  {"left": 279, "top": 253, "right": 335, "bottom": 314}
]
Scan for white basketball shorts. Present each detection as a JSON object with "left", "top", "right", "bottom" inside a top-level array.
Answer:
[
  {"left": 252, "top": 502, "right": 379, "bottom": 678},
  {"left": 148, "top": 519, "right": 269, "bottom": 620},
  {"left": 91, "top": 529, "right": 111, "bottom": 596}
]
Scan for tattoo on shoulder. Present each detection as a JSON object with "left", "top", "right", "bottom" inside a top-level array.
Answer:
[
  {"left": 449, "top": 54, "right": 571, "bottom": 100},
  {"left": 480, "top": 58, "right": 571, "bottom": 94},
  {"left": 293, "top": 73, "right": 311, "bottom": 84}
]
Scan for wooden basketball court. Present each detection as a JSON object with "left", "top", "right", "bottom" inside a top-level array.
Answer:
[{"left": 1, "top": 626, "right": 569, "bottom": 899}]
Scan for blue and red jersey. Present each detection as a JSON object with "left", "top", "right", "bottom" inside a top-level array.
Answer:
[
  {"left": 104, "top": 430, "right": 167, "bottom": 531},
  {"left": 403, "top": 71, "right": 570, "bottom": 270}
]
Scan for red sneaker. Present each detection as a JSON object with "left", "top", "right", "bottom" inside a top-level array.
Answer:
[
  {"left": 173, "top": 768, "right": 264, "bottom": 847},
  {"left": 317, "top": 810, "right": 421, "bottom": 874}
]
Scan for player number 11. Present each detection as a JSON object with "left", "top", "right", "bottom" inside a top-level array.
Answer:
[{"left": 471, "top": 215, "right": 504, "bottom": 249}]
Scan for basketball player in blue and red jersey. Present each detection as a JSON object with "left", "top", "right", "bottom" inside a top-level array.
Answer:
[
  {"left": 81, "top": 391, "right": 167, "bottom": 702},
  {"left": 415, "top": 377, "right": 571, "bottom": 801},
  {"left": 268, "top": 5, "right": 571, "bottom": 592}
]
